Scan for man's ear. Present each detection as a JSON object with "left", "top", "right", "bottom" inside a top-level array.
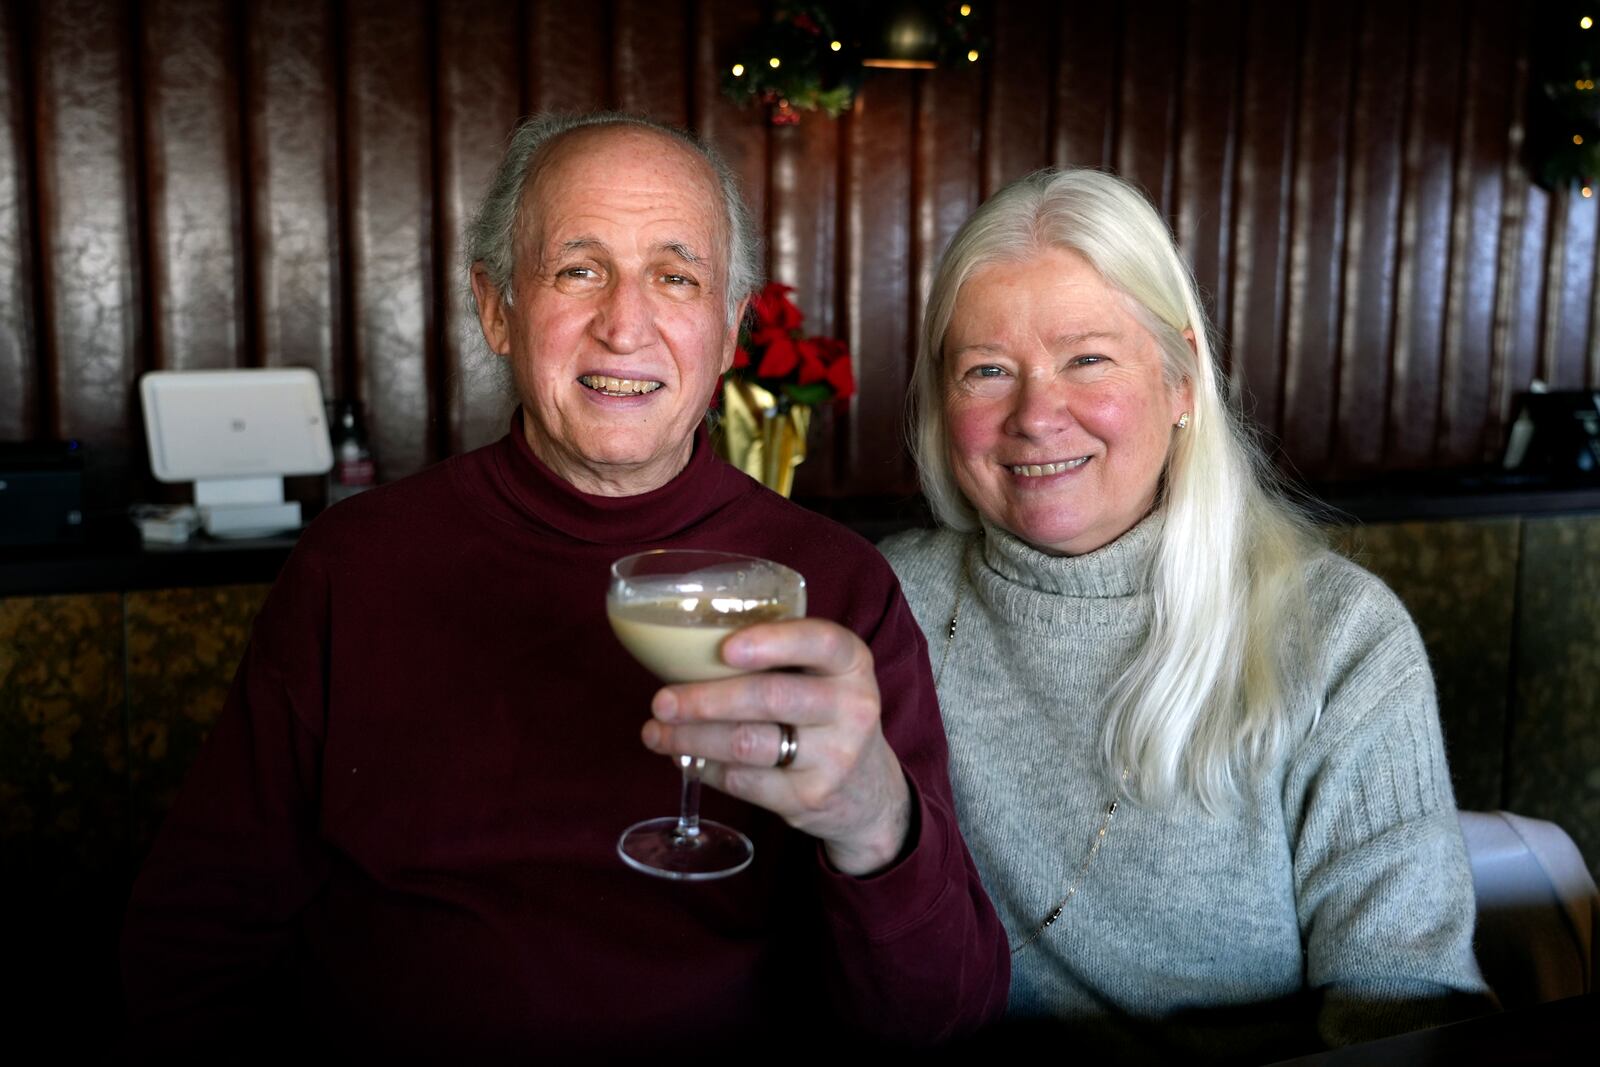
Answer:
[
  {"left": 471, "top": 264, "right": 512, "bottom": 356},
  {"left": 720, "top": 296, "right": 751, "bottom": 375}
]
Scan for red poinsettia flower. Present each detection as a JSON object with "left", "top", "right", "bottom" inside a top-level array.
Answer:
[
  {"left": 796, "top": 338, "right": 828, "bottom": 385},
  {"left": 751, "top": 282, "right": 803, "bottom": 332},
  {"left": 757, "top": 331, "right": 800, "bottom": 378},
  {"left": 727, "top": 281, "right": 853, "bottom": 408},
  {"left": 812, "top": 336, "right": 849, "bottom": 366},
  {"left": 825, "top": 348, "right": 855, "bottom": 402}
]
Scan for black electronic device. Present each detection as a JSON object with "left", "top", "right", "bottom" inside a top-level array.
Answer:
[
  {"left": 0, "top": 440, "right": 86, "bottom": 547},
  {"left": 1501, "top": 390, "right": 1600, "bottom": 479}
]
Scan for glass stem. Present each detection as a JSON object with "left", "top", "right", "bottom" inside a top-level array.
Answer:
[{"left": 675, "top": 754, "right": 704, "bottom": 843}]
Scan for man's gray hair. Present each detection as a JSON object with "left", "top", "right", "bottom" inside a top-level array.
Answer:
[{"left": 465, "top": 112, "right": 762, "bottom": 326}]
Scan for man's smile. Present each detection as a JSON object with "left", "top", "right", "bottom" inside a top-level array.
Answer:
[{"left": 578, "top": 374, "right": 662, "bottom": 396}]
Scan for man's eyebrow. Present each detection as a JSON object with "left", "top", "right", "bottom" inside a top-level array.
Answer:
[
  {"left": 548, "top": 237, "right": 704, "bottom": 264},
  {"left": 555, "top": 236, "right": 605, "bottom": 255},
  {"left": 657, "top": 241, "right": 704, "bottom": 264}
]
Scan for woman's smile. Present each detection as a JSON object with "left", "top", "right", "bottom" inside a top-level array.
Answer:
[{"left": 1007, "top": 456, "right": 1090, "bottom": 478}]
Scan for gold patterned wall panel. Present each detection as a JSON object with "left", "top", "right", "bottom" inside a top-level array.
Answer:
[
  {"left": 124, "top": 584, "right": 270, "bottom": 858},
  {"left": 0, "top": 592, "right": 126, "bottom": 882},
  {"left": 0, "top": 590, "right": 129, "bottom": 1063},
  {"left": 1509, "top": 516, "right": 1600, "bottom": 880},
  {"left": 1329, "top": 519, "right": 1520, "bottom": 812}
]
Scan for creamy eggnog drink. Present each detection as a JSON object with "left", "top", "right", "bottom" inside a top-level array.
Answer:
[
  {"left": 607, "top": 550, "right": 807, "bottom": 880},
  {"left": 607, "top": 597, "right": 796, "bottom": 681}
]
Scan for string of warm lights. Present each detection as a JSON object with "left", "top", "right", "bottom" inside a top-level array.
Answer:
[
  {"left": 1531, "top": 5, "right": 1600, "bottom": 196},
  {"left": 1584, "top": 12, "right": 1596, "bottom": 199},
  {"left": 722, "top": 2, "right": 986, "bottom": 125}
]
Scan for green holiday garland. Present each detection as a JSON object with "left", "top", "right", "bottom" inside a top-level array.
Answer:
[
  {"left": 722, "top": 3, "right": 986, "bottom": 124},
  {"left": 1531, "top": 3, "right": 1600, "bottom": 189}
]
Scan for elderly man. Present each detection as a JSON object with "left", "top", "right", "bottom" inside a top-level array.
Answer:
[{"left": 121, "top": 113, "right": 1007, "bottom": 1056}]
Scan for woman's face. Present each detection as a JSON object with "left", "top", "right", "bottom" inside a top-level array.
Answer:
[{"left": 942, "top": 248, "right": 1191, "bottom": 556}]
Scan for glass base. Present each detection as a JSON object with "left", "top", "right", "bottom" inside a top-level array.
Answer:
[{"left": 617, "top": 817, "right": 754, "bottom": 880}]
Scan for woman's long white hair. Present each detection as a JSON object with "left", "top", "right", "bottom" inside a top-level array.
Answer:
[{"left": 911, "top": 167, "right": 1317, "bottom": 811}]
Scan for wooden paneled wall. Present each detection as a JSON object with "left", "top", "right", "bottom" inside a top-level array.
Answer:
[{"left": 1, "top": 0, "right": 1594, "bottom": 507}]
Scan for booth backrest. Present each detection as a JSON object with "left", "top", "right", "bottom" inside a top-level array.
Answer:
[{"left": 1459, "top": 810, "right": 1598, "bottom": 1009}]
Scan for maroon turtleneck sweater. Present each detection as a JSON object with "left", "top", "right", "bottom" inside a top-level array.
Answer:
[{"left": 122, "top": 417, "right": 1008, "bottom": 1057}]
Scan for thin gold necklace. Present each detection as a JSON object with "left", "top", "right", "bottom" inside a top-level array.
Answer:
[{"left": 937, "top": 547, "right": 1130, "bottom": 956}]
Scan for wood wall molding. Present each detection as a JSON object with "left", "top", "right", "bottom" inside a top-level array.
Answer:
[{"left": 0, "top": 1, "right": 1592, "bottom": 506}]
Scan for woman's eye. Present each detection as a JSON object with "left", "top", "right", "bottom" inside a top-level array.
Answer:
[
  {"left": 1072, "top": 354, "right": 1106, "bottom": 367},
  {"left": 954, "top": 364, "right": 1010, "bottom": 395}
]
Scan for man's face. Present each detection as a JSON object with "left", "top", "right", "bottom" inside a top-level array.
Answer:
[{"left": 472, "top": 127, "right": 741, "bottom": 496}]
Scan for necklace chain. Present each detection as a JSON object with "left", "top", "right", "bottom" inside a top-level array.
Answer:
[
  {"left": 936, "top": 545, "right": 1129, "bottom": 956},
  {"left": 1009, "top": 768, "right": 1131, "bottom": 954},
  {"left": 933, "top": 564, "right": 966, "bottom": 687}
]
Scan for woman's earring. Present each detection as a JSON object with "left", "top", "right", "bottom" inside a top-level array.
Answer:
[{"left": 1176, "top": 412, "right": 1191, "bottom": 429}]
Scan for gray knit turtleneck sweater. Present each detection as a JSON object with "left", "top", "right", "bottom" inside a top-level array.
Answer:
[{"left": 881, "top": 515, "right": 1490, "bottom": 1062}]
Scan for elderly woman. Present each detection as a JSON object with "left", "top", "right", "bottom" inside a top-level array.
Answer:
[{"left": 880, "top": 168, "right": 1490, "bottom": 1061}]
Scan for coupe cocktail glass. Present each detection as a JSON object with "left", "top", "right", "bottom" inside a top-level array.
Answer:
[{"left": 607, "top": 549, "right": 806, "bottom": 880}]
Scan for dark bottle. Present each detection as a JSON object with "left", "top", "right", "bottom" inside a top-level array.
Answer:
[{"left": 327, "top": 399, "right": 376, "bottom": 505}]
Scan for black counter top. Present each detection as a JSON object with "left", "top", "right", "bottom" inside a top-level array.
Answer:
[
  {"left": 5, "top": 475, "right": 1598, "bottom": 598},
  {"left": 1300, "top": 473, "right": 1600, "bottom": 524},
  {"left": 0, "top": 514, "right": 297, "bottom": 597},
  {"left": 802, "top": 477, "right": 1600, "bottom": 540}
]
